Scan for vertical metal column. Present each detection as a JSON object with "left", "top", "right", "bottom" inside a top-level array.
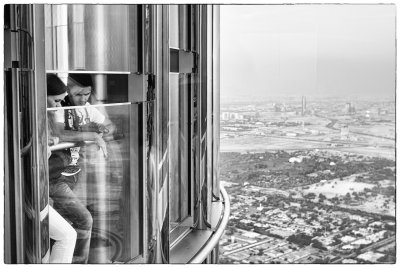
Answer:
[
  {"left": 6, "top": 5, "right": 25, "bottom": 262},
  {"left": 33, "top": 4, "right": 49, "bottom": 263},
  {"left": 4, "top": 4, "right": 48, "bottom": 263},
  {"left": 212, "top": 5, "right": 220, "bottom": 204},
  {"left": 206, "top": 4, "right": 214, "bottom": 229},
  {"left": 196, "top": 4, "right": 209, "bottom": 231},
  {"left": 155, "top": 5, "right": 170, "bottom": 264},
  {"left": 11, "top": 62, "right": 25, "bottom": 264}
]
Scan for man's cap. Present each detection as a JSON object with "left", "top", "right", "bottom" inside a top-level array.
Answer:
[
  {"left": 69, "top": 73, "right": 93, "bottom": 88},
  {"left": 47, "top": 74, "right": 68, "bottom": 96}
]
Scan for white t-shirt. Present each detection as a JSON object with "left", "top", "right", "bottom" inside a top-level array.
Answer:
[
  {"left": 55, "top": 102, "right": 105, "bottom": 127},
  {"left": 54, "top": 103, "right": 106, "bottom": 164}
]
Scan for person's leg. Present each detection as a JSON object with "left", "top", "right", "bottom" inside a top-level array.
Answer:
[
  {"left": 49, "top": 206, "right": 77, "bottom": 263},
  {"left": 50, "top": 180, "right": 93, "bottom": 264}
]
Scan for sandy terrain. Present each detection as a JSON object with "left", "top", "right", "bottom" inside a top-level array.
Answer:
[
  {"left": 221, "top": 135, "right": 395, "bottom": 160},
  {"left": 299, "top": 175, "right": 375, "bottom": 198},
  {"left": 297, "top": 175, "right": 395, "bottom": 217}
]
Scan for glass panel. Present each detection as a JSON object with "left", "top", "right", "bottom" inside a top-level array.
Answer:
[
  {"left": 190, "top": 5, "right": 198, "bottom": 52},
  {"left": 44, "top": 5, "right": 54, "bottom": 70},
  {"left": 169, "top": 73, "right": 190, "bottom": 223},
  {"left": 17, "top": 5, "right": 32, "bottom": 33},
  {"left": 169, "top": 5, "right": 179, "bottom": 48},
  {"left": 169, "top": 5, "right": 192, "bottom": 51},
  {"left": 19, "top": 70, "right": 41, "bottom": 262},
  {"left": 191, "top": 74, "right": 200, "bottom": 227},
  {"left": 143, "top": 5, "right": 154, "bottom": 74},
  {"left": 169, "top": 73, "right": 180, "bottom": 222},
  {"left": 179, "top": 75, "right": 190, "bottom": 219},
  {"left": 201, "top": 78, "right": 207, "bottom": 137},
  {"left": 179, "top": 5, "right": 189, "bottom": 51},
  {"left": 48, "top": 73, "right": 129, "bottom": 104},
  {"left": 17, "top": 5, "right": 34, "bottom": 70},
  {"left": 44, "top": 4, "right": 138, "bottom": 72},
  {"left": 19, "top": 30, "right": 33, "bottom": 70},
  {"left": 160, "top": 83, "right": 168, "bottom": 191},
  {"left": 47, "top": 103, "right": 141, "bottom": 263},
  {"left": 19, "top": 71, "right": 33, "bottom": 153}
]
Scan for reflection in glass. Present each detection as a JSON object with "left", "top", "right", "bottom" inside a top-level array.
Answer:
[
  {"left": 44, "top": 4, "right": 137, "bottom": 72},
  {"left": 169, "top": 74, "right": 190, "bottom": 223},
  {"left": 169, "top": 5, "right": 179, "bottom": 48},
  {"left": 20, "top": 69, "right": 45, "bottom": 262},
  {"left": 47, "top": 104, "right": 140, "bottom": 263},
  {"left": 18, "top": 5, "right": 34, "bottom": 69}
]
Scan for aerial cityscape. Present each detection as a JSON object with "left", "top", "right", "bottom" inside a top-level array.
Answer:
[{"left": 218, "top": 96, "right": 395, "bottom": 264}]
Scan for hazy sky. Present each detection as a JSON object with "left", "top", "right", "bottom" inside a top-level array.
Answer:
[{"left": 220, "top": 5, "right": 396, "bottom": 99}]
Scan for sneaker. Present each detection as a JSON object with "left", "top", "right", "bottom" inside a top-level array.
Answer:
[
  {"left": 61, "top": 165, "right": 81, "bottom": 176},
  {"left": 72, "top": 255, "right": 87, "bottom": 264}
]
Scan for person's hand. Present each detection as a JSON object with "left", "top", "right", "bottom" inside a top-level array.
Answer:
[
  {"left": 48, "top": 136, "right": 59, "bottom": 146},
  {"left": 94, "top": 133, "right": 108, "bottom": 158},
  {"left": 97, "top": 124, "right": 109, "bottom": 134},
  {"left": 81, "top": 122, "right": 100, "bottom": 133},
  {"left": 47, "top": 145, "right": 52, "bottom": 159},
  {"left": 81, "top": 122, "right": 109, "bottom": 134}
]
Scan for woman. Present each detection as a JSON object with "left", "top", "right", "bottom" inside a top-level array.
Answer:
[
  {"left": 46, "top": 73, "right": 77, "bottom": 263},
  {"left": 47, "top": 73, "right": 93, "bottom": 264}
]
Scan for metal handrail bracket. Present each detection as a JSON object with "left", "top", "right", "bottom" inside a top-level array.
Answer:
[{"left": 188, "top": 183, "right": 230, "bottom": 263}]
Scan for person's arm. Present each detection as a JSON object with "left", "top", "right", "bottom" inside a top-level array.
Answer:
[
  {"left": 100, "top": 118, "right": 116, "bottom": 136},
  {"left": 54, "top": 122, "right": 100, "bottom": 142},
  {"left": 85, "top": 106, "right": 116, "bottom": 136},
  {"left": 55, "top": 122, "right": 108, "bottom": 158}
]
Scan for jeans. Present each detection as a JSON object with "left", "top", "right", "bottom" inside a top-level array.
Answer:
[
  {"left": 49, "top": 206, "right": 77, "bottom": 263},
  {"left": 49, "top": 176, "right": 93, "bottom": 264}
]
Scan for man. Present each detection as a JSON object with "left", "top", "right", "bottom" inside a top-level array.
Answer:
[
  {"left": 54, "top": 73, "right": 115, "bottom": 163},
  {"left": 55, "top": 74, "right": 116, "bottom": 263}
]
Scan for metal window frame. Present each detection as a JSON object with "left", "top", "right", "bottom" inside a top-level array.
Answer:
[
  {"left": 4, "top": 4, "right": 48, "bottom": 263},
  {"left": 168, "top": 5, "right": 201, "bottom": 244}
]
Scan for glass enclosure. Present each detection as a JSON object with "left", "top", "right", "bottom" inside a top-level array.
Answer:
[
  {"left": 47, "top": 102, "right": 141, "bottom": 263},
  {"left": 45, "top": 5, "right": 139, "bottom": 73},
  {"left": 44, "top": 5, "right": 144, "bottom": 263},
  {"left": 169, "top": 73, "right": 191, "bottom": 223},
  {"left": 168, "top": 5, "right": 199, "bottom": 241},
  {"left": 4, "top": 3, "right": 222, "bottom": 264}
]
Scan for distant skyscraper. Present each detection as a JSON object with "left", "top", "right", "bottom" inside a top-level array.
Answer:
[
  {"left": 351, "top": 103, "right": 356, "bottom": 114},
  {"left": 301, "top": 96, "right": 306, "bottom": 115},
  {"left": 345, "top": 102, "right": 352, "bottom": 114},
  {"left": 341, "top": 125, "right": 350, "bottom": 140},
  {"left": 345, "top": 102, "right": 356, "bottom": 115}
]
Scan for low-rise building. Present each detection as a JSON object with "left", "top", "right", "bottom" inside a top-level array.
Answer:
[{"left": 357, "top": 251, "right": 385, "bottom": 263}]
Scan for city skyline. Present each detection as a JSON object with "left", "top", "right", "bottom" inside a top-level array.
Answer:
[{"left": 218, "top": 96, "right": 395, "bottom": 264}]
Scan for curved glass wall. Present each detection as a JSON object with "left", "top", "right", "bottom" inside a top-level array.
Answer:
[
  {"left": 47, "top": 102, "right": 141, "bottom": 263},
  {"left": 44, "top": 5, "right": 146, "bottom": 263},
  {"left": 45, "top": 5, "right": 139, "bottom": 73},
  {"left": 4, "top": 4, "right": 223, "bottom": 264}
]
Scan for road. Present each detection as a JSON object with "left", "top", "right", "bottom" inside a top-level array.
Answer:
[
  {"left": 315, "top": 113, "right": 394, "bottom": 141},
  {"left": 223, "top": 237, "right": 277, "bottom": 256},
  {"left": 332, "top": 236, "right": 396, "bottom": 263}
]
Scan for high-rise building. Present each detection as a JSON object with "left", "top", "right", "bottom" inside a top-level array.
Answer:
[
  {"left": 341, "top": 125, "right": 350, "bottom": 140},
  {"left": 345, "top": 102, "right": 356, "bottom": 114},
  {"left": 301, "top": 96, "right": 306, "bottom": 115},
  {"left": 346, "top": 102, "right": 351, "bottom": 114},
  {"left": 4, "top": 4, "right": 229, "bottom": 264}
]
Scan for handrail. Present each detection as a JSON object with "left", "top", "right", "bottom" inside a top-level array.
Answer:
[
  {"left": 189, "top": 184, "right": 230, "bottom": 263},
  {"left": 49, "top": 142, "right": 78, "bottom": 151},
  {"left": 49, "top": 134, "right": 125, "bottom": 151}
]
